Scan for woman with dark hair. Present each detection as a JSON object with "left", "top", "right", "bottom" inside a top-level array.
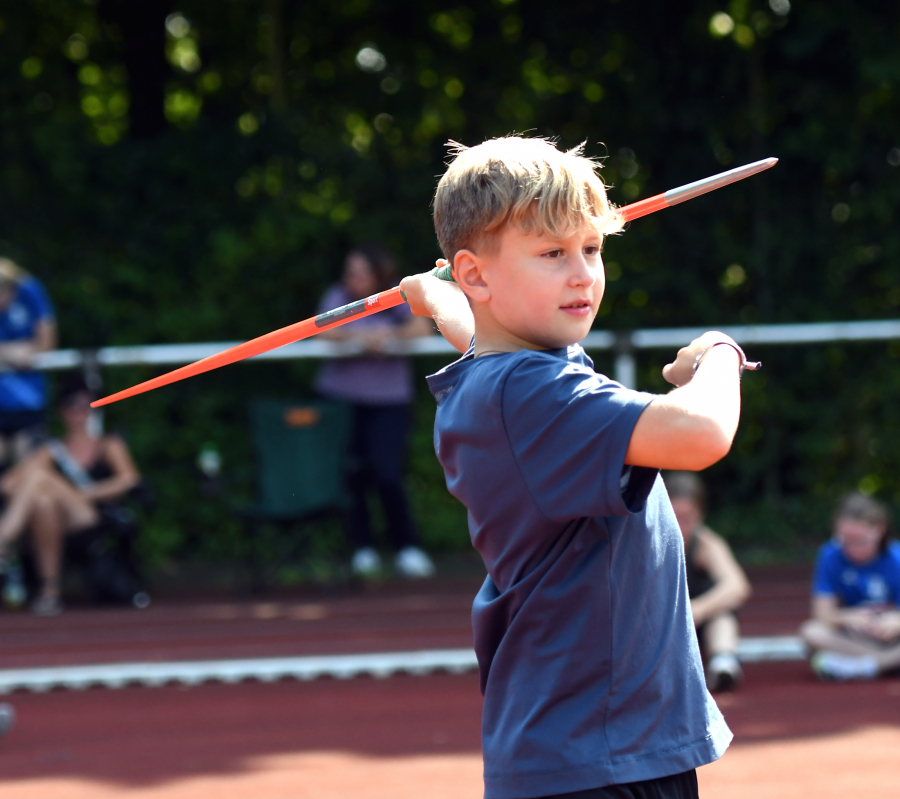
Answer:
[
  {"left": 316, "top": 244, "right": 435, "bottom": 579},
  {"left": 0, "top": 378, "right": 140, "bottom": 615},
  {"left": 800, "top": 492, "right": 900, "bottom": 680},
  {"left": 665, "top": 471, "right": 751, "bottom": 691}
]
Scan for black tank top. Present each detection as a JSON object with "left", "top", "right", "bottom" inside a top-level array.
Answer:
[{"left": 685, "top": 532, "right": 715, "bottom": 599}]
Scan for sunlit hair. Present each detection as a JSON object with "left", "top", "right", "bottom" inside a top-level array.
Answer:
[
  {"left": 0, "top": 257, "right": 24, "bottom": 288},
  {"left": 664, "top": 471, "right": 708, "bottom": 513},
  {"left": 433, "top": 136, "right": 622, "bottom": 263},
  {"left": 834, "top": 492, "right": 892, "bottom": 553}
]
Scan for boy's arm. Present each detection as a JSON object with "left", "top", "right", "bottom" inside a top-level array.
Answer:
[
  {"left": 625, "top": 332, "right": 743, "bottom": 471},
  {"left": 399, "top": 267, "right": 474, "bottom": 354}
]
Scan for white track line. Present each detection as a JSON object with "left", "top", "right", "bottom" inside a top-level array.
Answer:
[{"left": 0, "top": 636, "right": 804, "bottom": 694}]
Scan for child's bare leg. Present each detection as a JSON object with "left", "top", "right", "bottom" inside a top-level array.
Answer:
[
  {"left": 799, "top": 619, "right": 882, "bottom": 657},
  {"left": 874, "top": 643, "right": 900, "bottom": 673},
  {"left": 30, "top": 495, "right": 65, "bottom": 600},
  {"left": 702, "top": 612, "right": 740, "bottom": 657}
]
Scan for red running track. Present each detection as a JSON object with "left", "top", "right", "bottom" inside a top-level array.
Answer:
[{"left": 0, "top": 567, "right": 811, "bottom": 671}]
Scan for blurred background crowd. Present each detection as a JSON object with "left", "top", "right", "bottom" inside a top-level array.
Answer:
[{"left": 0, "top": 1, "right": 897, "bottom": 668}]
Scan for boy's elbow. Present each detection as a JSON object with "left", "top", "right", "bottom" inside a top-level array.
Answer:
[{"left": 686, "top": 418, "right": 734, "bottom": 469}]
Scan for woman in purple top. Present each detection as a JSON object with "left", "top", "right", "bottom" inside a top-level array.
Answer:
[{"left": 316, "top": 244, "right": 435, "bottom": 579}]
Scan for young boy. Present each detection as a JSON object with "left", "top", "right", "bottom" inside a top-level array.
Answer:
[
  {"left": 665, "top": 472, "right": 751, "bottom": 692},
  {"left": 400, "top": 137, "right": 750, "bottom": 799},
  {"left": 800, "top": 492, "right": 900, "bottom": 680}
]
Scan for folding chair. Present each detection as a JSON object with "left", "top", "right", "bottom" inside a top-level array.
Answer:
[{"left": 235, "top": 398, "right": 352, "bottom": 590}]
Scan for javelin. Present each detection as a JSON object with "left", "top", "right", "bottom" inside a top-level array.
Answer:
[{"left": 91, "top": 157, "right": 777, "bottom": 407}]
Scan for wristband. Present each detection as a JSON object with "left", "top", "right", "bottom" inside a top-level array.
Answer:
[{"left": 693, "top": 341, "right": 761, "bottom": 375}]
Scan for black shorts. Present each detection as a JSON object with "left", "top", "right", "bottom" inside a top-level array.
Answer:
[{"left": 536, "top": 768, "right": 699, "bottom": 799}]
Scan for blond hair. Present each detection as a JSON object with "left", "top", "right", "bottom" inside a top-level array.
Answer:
[
  {"left": 433, "top": 136, "right": 622, "bottom": 263},
  {"left": 0, "top": 257, "right": 24, "bottom": 288}
]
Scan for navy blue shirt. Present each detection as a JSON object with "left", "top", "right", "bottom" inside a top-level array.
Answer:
[
  {"left": 0, "top": 276, "right": 54, "bottom": 412},
  {"left": 427, "top": 345, "right": 731, "bottom": 799},
  {"left": 813, "top": 540, "right": 900, "bottom": 608}
]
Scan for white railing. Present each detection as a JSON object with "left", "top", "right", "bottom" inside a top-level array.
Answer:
[{"left": 30, "top": 318, "right": 900, "bottom": 389}]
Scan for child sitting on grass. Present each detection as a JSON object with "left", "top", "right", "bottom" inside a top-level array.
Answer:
[
  {"left": 800, "top": 492, "right": 900, "bottom": 681},
  {"left": 400, "top": 136, "right": 757, "bottom": 799}
]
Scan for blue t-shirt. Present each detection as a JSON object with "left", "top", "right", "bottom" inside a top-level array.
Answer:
[
  {"left": 0, "top": 277, "right": 54, "bottom": 412},
  {"left": 813, "top": 540, "right": 900, "bottom": 608},
  {"left": 426, "top": 345, "right": 731, "bottom": 799}
]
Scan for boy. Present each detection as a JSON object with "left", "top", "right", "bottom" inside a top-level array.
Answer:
[
  {"left": 665, "top": 472, "right": 751, "bottom": 692},
  {"left": 400, "top": 137, "right": 751, "bottom": 799},
  {"left": 800, "top": 492, "right": 900, "bottom": 680}
]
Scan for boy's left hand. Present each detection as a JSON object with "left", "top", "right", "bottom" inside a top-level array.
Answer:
[{"left": 662, "top": 332, "right": 741, "bottom": 388}]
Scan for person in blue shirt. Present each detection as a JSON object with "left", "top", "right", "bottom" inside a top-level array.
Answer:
[
  {"left": 800, "top": 492, "right": 900, "bottom": 680},
  {"left": 0, "top": 258, "right": 57, "bottom": 467},
  {"left": 398, "top": 136, "right": 753, "bottom": 799}
]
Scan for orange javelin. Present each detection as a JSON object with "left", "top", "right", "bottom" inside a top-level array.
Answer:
[{"left": 91, "top": 157, "right": 777, "bottom": 407}]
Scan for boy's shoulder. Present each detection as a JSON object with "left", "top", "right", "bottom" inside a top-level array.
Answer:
[
  {"left": 816, "top": 539, "right": 843, "bottom": 564},
  {"left": 427, "top": 344, "right": 604, "bottom": 403}
]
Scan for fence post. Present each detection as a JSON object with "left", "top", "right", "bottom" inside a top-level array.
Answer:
[
  {"left": 614, "top": 332, "right": 636, "bottom": 388},
  {"left": 81, "top": 349, "right": 104, "bottom": 436}
]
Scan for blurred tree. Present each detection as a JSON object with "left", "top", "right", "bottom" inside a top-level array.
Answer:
[
  {"left": 0, "top": 0, "right": 898, "bottom": 567},
  {"left": 98, "top": 0, "right": 172, "bottom": 138}
]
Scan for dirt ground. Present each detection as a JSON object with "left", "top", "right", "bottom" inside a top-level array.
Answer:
[{"left": 0, "top": 661, "right": 898, "bottom": 798}]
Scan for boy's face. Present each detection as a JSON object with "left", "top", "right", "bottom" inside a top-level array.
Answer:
[
  {"left": 461, "top": 222, "right": 605, "bottom": 351},
  {"left": 835, "top": 516, "right": 883, "bottom": 565}
]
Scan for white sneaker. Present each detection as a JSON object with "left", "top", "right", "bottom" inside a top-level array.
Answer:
[
  {"left": 351, "top": 547, "right": 382, "bottom": 577},
  {"left": 706, "top": 653, "right": 743, "bottom": 692},
  {"left": 811, "top": 651, "right": 878, "bottom": 681},
  {"left": 394, "top": 546, "right": 435, "bottom": 579}
]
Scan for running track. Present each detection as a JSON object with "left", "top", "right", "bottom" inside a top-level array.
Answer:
[{"left": 0, "top": 566, "right": 898, "bottom": 798}]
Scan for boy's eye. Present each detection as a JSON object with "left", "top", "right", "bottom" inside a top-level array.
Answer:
[{"left": 542, "top": 249, "right": 563, "bottom": 258}]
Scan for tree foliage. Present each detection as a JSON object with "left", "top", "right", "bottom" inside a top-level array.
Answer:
[{"left": 1, "top": 0, "right": 899, "bottom": 565}]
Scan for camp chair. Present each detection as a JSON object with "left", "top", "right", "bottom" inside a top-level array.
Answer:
[{"left": 235, "top": 398, "right": 352, "bottom": 591}]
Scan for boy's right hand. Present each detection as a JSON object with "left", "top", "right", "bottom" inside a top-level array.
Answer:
[
  {"left": 662, "top": 331, "right": 741, "bottom": 388},
  {"left": 399, "top": 260, "right": 456, "bottom": 319},
  {"left": 399, "top": 260, "right": 475, "bottom": 353}
]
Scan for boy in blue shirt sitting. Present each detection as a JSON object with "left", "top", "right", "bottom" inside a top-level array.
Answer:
[
  {"left": 800, "top": 492, "right": 900, "bottom": 680},
  {"left": 400, "top": 136, "right": 752, "bottom": 799}
]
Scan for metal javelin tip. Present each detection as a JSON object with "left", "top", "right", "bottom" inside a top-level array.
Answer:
[{"left": 664, "top": 157, "right": 778, "bottom": 207}]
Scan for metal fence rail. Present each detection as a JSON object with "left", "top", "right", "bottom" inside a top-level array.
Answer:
[{"left": 30, "top": 318, "right": 900, "bottom": 389}]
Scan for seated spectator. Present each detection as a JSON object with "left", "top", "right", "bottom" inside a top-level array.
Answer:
[
  {"left": 0, "top": 258, "right": 57, "bottom": 466},
  {"left": 0, "top": 378, "right": 140, "bottom": 616},
  {"left": 316, "top": 244, "right": 436, "bottom": 579},
  {"left": 800, "top": 492, "right": 900, "bottom": 681},
  {"left": 665, "top": 472, "right": 752, "bottom": 691}
]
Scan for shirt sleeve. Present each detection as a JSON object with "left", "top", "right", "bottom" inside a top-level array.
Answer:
[
  {"left": 20, "top": 278, "right": 55, "bottom": 322},
  {"left": 887, "top": 543, "right": 900, "bottom": 606},
  {"left": 501, "top": 354, "right": 657, "bottom": 522},
  {"left": 812, "top": 544, "right": 839, "bottom": 596}
]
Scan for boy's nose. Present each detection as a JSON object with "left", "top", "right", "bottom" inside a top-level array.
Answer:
[{"left": 568, "top": 255, "right": 597, "bottom": 287}]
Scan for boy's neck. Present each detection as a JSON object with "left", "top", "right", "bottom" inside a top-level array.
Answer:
[{"left": 472, "top": 316, "right": 548, "bottom": 358}]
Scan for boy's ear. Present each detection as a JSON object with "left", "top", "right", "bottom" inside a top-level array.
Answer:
[{"left": 453, "top": 249, "right": 490, "bottom": 303}]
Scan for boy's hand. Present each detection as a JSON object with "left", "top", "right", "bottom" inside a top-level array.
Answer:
[
  {"left": 662, "top": 331, "right": 741, "bottom": 388},
  {"left": 399, "top": 261, "right": 449, "bottom": 319},
  {"left": 399, "top": 260, "right": 474, "bottom": 353}
]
